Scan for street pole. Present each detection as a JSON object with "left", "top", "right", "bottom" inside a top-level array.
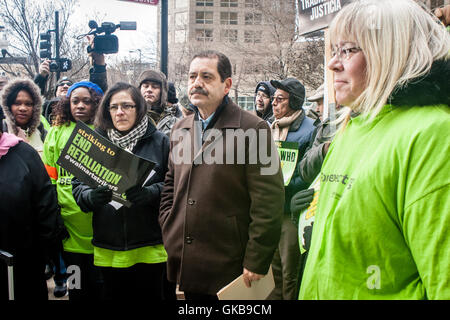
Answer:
[
  {"left": 160, "top": 0, "right": 168, "bottom": 76},
  {"left": 138, "top": 49, "right": 142, "bottom": 76},
  {"left": 55, "top": 11, "right": 60, "bottom": 81}
]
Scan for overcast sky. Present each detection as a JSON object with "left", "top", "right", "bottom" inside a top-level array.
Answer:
[{"left": 73, "top": 0, "right": 158, "bottom": 61}]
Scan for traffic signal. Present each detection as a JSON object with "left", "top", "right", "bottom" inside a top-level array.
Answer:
[{"left": 39, "top": 32, "right": 52, "bottom": 59}]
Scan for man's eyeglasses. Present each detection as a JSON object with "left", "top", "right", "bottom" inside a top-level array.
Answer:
[
  {"left": 109, "top": 104, "right": 136, "bottom": 113},
  {"left": 256, "top": 93, "right": 270, "bottom": 100},
  {"left": 271, "top": 96, "right": 289, "bottom": 103},
  {"left": 331, "top": 46, "right": 362, "bottom": 61}
]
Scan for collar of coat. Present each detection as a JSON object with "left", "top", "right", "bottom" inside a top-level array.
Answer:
[
  {"left": 288, "top": 108, "right": 306, "bottom": 132},
  {"left": 389, "top": 58, "right": 450, "bottom": 107},
  {"left": 182, "top": 95, "right": 241, "bottom": 130}
]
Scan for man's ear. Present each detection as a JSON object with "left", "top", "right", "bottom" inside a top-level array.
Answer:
[{"left": 223, "top": 77, "right": 232, "bottom": 95}]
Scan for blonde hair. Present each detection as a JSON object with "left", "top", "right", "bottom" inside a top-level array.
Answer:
[{"left": 329, "top": 0, "right": 450, "bottom": 120}]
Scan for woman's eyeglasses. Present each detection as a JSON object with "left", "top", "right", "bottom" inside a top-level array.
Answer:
[
  {"left": 109, "top": 104, "right": 136, "bottom": 113},
  {"left": 331, "top": 46, "right": 362, "bottom": 61}
]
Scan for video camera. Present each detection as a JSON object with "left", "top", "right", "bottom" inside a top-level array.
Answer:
[{"left": 86, "top": 20, "right": 137, "bottom": 54}]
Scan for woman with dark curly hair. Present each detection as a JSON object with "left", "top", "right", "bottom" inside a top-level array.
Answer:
[{"left": 42, "top": 81, "right": 104, "bottom": 301}]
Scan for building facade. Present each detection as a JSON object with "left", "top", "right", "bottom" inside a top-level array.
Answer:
[{"left": 159, "top": 0, "right": 296, "bottom": 110}]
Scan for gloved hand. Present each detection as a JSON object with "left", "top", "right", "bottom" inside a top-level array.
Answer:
[
  {"left": 88, "top": 185, "right": 113, "bottom": 208},
  {"left": 125, "top": 185, "right": 156, "bottom": 206},
  {"left": 290, "top": 188, "right": 315, "bottom": 227}
]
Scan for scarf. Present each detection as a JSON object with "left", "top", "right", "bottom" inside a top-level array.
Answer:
[
  {"left": 270, "top": 109, "right": 303, "bottom": 141},
  {"left": 107, "top": 116, "right": 148, "bottom": 152},
  {"left": 0, "top": 132, "right": 23, "bottom": 159}
]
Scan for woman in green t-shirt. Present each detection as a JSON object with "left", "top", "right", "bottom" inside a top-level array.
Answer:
[
  {"left": 72, "top": 82, "right": 170, "bottom": 300},
  {"left": 299, "top": 0, "right": 450, "bottom": 300},
  {"left": 43, "top": 81, "right": 104, "bottom": 300}
]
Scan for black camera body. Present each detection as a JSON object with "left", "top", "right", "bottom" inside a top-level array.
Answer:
[
  {"left": 93, "top": 34, "right": 119, "bottom": 54},
  {"left": 87, "top": 20, "right": 136, "bottom": 55},
  {"left": 49, "top": 58, "right": 72, "bottom": 72}
]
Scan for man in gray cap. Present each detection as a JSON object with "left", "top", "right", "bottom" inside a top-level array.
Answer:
[
  {"left": 307, "top": 83, "right": 324, "bottom": 121},
  {"left": 269, "top": 77, "right": 316, "bottom": 300}
]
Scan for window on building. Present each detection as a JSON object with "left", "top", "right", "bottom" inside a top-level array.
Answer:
[
  {"left": 244, "top": 0, "right": 261, "bottom": 8},
  {"left": 196, "top": 29, "right": 214, "bottom": 42},
  {"left": 245, "top": 12, "right": 262, "bottom": 25},
  {"left": 220, "top": 12, "right": 238, "bottom": 25},
  {"left": 175, "top": 30, "right": 186, "bottom": 43},
  {"left": 220, "top": 0, "right": 238, "bottom": 8},
  {"left": 196, "top": 0, "right": 214, "bottom": 6},
  {"left": 220, "top": 29, "right": 238, "bottom": 43},
  {"left": 175, "top": 12, "right": 188, "bottom": 29},
  {"left": 176, "top": 0, "right": 189, "bottom": 8},
  {"left": 244, "top": 30, "right": 262, "bottom": 43},
  {"left": 196, "top": 11, "right": 214, "bottom": 24},
  {"left": 237, "top": 96, "right": 254, "bottom": 110}
]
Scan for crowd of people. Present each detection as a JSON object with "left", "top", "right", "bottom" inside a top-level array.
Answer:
[{"left": 0, "top": 0, "right": 449, "bottom": 301}]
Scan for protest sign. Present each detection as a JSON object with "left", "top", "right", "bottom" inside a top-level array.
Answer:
[
  {"left": 275, "top": 141, "right": 299, "bottom": 186},
  {"left": 57, "top": 121, "right": 155, "bottom": 207},
  {"left": 298, "top": 176, "right": 320, "bottom": 254},
  {"left": 296, "top": 0, "right": 354, "bottom": 36}
]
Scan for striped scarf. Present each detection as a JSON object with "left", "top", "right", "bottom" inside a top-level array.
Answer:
[{"left": 107, "top": 116, "right": 148, "bottom": 152}]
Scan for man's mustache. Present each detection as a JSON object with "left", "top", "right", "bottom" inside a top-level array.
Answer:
[{"left": 190, "top": 88, "right": 208, "bottom": 96}]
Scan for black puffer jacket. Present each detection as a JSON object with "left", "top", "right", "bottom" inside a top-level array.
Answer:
[
  {"left": 72, "top": 120, "right": 170, "bottom": 251},
  {"left": 0, "top": 140, "right": 65, "bottom": 300}
]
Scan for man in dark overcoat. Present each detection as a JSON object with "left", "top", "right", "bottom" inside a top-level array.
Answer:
[{"left": 159, "top": 50, "right": 284, "bottom": 299}]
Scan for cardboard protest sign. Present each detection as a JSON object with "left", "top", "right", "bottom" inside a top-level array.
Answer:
[
  {"left": 57, "top": 121, "right": 155, "bottom": 207},
  {"left": 296, "top": 0, "right": 354, "bottom": 36},
  {"left": 275, "top": 141, "right": 299, "bottom": 186},
  {"left": 298, "top": 176, "right": 320, "bottom": 254}
]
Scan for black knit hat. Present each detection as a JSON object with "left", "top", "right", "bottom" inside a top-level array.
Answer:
[
  {"left": 270, "top": 78, "right": 305, "bottom": 110},
  {"left": 168, "top": 82, "right": 178, "bottom": 104}
]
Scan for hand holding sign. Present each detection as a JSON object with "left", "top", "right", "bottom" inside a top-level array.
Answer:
[
  {"left": 89, "top": 185, "right": 113, "bottom": 208},
  {"left": 290, "top": 188, "right": 315, "bottom": 227},
  {"left": 125, "top": 185, "right": 157, "bottom": 206}
]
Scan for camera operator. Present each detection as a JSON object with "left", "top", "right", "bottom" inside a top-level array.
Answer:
[{"left": 34, "top": 36, "right": 108, "bottom": 126}]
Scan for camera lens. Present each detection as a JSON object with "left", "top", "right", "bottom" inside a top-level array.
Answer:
[{"left": 50, "top": 61, "right": 59, "bottom": 72}]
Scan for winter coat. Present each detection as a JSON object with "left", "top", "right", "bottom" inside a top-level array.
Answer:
[
  {"left": 1, "top": 78, "right": 47, "bottom": 156},
  {"left": 282, "top": 110, "right": 316, "bottom": 213},
  {"left": 298, "top": 116, "right": 334, "bottom": 185},
  {"left": 72, "top": 120, "right": 170, "bottom": 251},
  {"left": 0, "top": 136, "right": 65, "bottom": 300},
  {"left": 159, "top": 97, "right": 284, "bottom": 295},
  {"left": 156, "top": 104, "right": 183, "bottom": 137}
]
